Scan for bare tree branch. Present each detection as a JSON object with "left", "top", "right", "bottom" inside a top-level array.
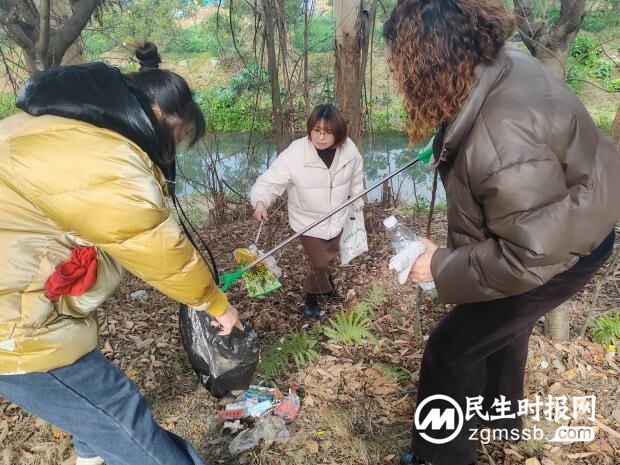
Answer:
[
  {"left": 556, "top": 0, "right": 586, "bottom": 38},
  {"left": 0, "top": 2, "right": 37, "bottom": 50},
  {"left": 565, "top": 78, "right": 620, "bottom": 92},
  {"left": 0, "top": 44, "right": 20, "bottom": 92},
  {"left": 48, "top": 0, "right": 100, "bottom": 66}
]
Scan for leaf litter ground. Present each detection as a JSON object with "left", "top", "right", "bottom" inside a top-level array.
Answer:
[{"left": 1, "top": 206, "right": 618, "bottom": 465}]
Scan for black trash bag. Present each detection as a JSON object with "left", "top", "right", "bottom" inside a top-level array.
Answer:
[{"left": 179, "top": 304, "right": 260, "bottom": 398}]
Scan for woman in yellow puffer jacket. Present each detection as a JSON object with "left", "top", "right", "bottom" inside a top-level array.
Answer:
[{"left": 0, "top": 43, "right": 238, "bottom": 465}]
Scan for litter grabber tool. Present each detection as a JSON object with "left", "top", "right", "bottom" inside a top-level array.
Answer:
[
  {"left": 219, "top": 145, "right": 434, "bottom": 294},
  {"left": 220, "top": 221, "right": 283, "bottom": 298}
]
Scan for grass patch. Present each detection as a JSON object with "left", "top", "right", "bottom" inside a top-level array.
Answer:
[{"left": 0, "top": 94, "right": 16, "bottom": 120}]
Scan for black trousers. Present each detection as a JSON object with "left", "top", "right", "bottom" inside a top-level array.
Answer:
[{"left": 411, "top": 230, "right": 615, "bottom": 465}]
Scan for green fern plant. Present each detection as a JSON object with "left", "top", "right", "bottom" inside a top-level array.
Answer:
[
  {"left": 259, "top": 330, "right": 320, "bottom": 378},
  {"left": 364, "top": 285, "right": 385, "bottom": 310},
  {"left": 376, "top": 362, "right": 412, "bottom": 384},
  {"left": 589, "top": 313, "right": 620, "bottom": 351},
  {"left": 322, "top": 285, "right": 385, "bottom": 345},
  {"left": 307, "top": 321, "right": 324, "bottom": 341},
  {"left": 351, "top": 285, "right": 385, "bottom": 318},
  {"left": 323, "top": 310, "right": 375, "bottom": 345},
  {"left": 259, "top": 342, "right": 289, "bottom": 379},
  {"left": 283, "top": 331, "right": 320, "bottom": 367}
]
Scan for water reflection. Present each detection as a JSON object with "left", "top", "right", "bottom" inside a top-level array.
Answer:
[{"left": 176, "top": 132, "right": 445, "bottom": 205}]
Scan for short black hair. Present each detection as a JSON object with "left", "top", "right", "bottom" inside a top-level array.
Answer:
[{"left": 306, "top": 104, "right": 348, "bottom": 148}]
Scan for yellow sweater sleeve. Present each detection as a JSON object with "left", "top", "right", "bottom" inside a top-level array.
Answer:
[{"left": 10, "top": 129, "right": 228, "bottom": 316}]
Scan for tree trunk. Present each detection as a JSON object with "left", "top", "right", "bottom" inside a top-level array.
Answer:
[
  {"left": 545, "top": 302, "right": 571, "bottom": 341},
  {"left": 262, "top": 0, "right": 287, "bottom": 153},
  {"left": 530, "top": 43, "right": 572, "bottom": 78},
  {"left": 612, "top": 103, "right": 620, "bottom": 148},
  {"left": 333, "top": 0, "right": 376, "bottom": 149},
  {"left": 514, "top": 0, "right": 585, "bottom": 78},
  {"left": 1, "top": 0, "right": 98, "bottom": 75},
  {"left": 381, "top": 181, "right": 391, "bottom": 208},
  {"left": 53, "top": 0, "right": 86, "bottom": 66},
  {"left": 302, "top": 0, "right": 310, "bottom": 113}
]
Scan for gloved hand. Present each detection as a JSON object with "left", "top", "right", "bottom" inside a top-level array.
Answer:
[{"left": 388, "top": 241, "right": 426, "bottom": 285}]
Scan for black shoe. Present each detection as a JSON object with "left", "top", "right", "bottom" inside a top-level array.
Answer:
[
  {"left": 400, "top": 452, "right": 430, "bottom": 465},
  {"left": 399, "top": 451, "right": 474, "bottom": 465},
  {"left": 303, "top": 293, "right": 325, "bottom": 319}
]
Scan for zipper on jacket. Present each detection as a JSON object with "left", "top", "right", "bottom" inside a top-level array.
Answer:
[{"left": 328, "top": 170, "right": 333, "bottom": 238}]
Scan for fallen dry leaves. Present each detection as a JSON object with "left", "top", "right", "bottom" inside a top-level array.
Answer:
[{"left": 0, "top": 207, "right": 618, "bottom": 465}]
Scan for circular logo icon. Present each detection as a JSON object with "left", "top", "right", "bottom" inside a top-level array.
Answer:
[{"left": 414, "top": 394, "right": 464, "bottom": 444}]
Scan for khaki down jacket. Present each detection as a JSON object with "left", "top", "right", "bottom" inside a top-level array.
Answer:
[
  {"left": 250, "top": 137, "right": 365, "bottom": 240},
  {"left": 430, "top": 47, "right": 620, "bottom": 303},
  {"left": 0, "top": 113, "right": 227, "bottom": 374}
]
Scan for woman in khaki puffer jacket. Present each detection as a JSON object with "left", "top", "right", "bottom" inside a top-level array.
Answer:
[
  {"left": 0, "top": 43, "right": 238, "bottom": 465},
  {"left": 383, "top": 1, "right": 620, "bottom": 465}
]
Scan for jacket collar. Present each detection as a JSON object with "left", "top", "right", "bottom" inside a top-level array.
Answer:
[
  {"left": 302, "top": 136, "right": 355, "bottom": 171},
  {"left": 439, "top": 47, "right": 510, "bottom": 163}
]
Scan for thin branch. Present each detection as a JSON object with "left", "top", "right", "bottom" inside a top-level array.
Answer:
[
  {"left": 592, "top": 31, "right": 619, "bottom": 67},
  {"left": 228, "top": 0, "right": 248, "bottom": 69},
  {"left": 0, "top": 44, "right": 20, "bottom": 92},
  {"left": 514, "top": 0, "right": 535, "bottom": 36},
  {"left": 565, "top": 78, "right": 620, "bottom": 93}
]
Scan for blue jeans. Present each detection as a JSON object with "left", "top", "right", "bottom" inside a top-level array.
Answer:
[{"left": 0, "top": 349, "right": 209, "bottom": 465}]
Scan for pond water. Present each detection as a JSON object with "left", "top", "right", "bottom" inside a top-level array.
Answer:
[{"left": 176, "top": 132, "right": 445, "bottom": 205}]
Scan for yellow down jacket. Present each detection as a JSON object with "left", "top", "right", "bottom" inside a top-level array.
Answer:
[{"left": 0, "top": 113, "right": 227, "bottom": 374}]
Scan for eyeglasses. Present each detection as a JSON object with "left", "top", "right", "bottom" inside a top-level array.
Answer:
[{"left": 311, "top": 127, "right": 333, "bottom": 137}]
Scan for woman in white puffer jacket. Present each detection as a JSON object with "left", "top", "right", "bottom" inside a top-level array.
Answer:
[{"left": 251, "top": 104, "right": 365, "bottom": 318}]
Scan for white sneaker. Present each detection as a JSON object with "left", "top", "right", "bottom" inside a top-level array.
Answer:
[{"left": 75, "top": 456, "right": 105, "bottom": 465}]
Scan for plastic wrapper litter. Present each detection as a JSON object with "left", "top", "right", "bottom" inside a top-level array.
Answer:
[
  {"left": 228, "top": 415, "right": 290, "bottom": 455},
  {"left": 179, "top": 304, "right": 260, "bottom": 398}
]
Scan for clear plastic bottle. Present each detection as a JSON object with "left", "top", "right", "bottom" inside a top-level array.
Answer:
[{"left": 383, "top": 215, "right": 435, "bottom": 290}]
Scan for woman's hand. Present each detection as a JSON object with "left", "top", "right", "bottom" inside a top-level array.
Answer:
[
  {"left": 253, "top": 202, "right": 268, "bottom": 222},
  {"left": 410, "top": 237, "right": 438, "bottom": 283},
  {"left": 211, "top": 304, "right": 244, "bottom": 335}
]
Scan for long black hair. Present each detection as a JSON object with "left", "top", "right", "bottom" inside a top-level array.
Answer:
[
  {"left": 126, "top": 43, "right": 217, "bottom": 283},
  {"left": 16, "top": 43, "right": 218, "bottom": 283},
  {"left": 125, "top": 42, "right": 206, "bottom": 183}
]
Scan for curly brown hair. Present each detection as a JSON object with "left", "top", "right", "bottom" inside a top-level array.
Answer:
[{"left": 384, "top": 0, "right": 515, "bottom": 144}]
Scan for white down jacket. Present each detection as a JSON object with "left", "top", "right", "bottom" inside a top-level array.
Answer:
[{"left": 250, "top": 137, "right": 365, "bottom": 240}]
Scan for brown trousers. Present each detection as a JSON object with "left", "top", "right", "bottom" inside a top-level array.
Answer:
[{"left": 299, "top": 234, "right": 341, "bottom": 294}]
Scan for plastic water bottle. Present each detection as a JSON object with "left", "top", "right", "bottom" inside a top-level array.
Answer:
[{"left": 383, "top": 215, "right": 435, "bottom": 290}]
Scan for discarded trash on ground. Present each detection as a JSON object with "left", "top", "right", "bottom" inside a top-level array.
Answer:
[
  {"left": 218, "top": 385, "right": 301, "bottom": 455},
  {"left": 222, "top": 420, "right": 245, "bottom": 434},
  {"left": 228, "top": 415, "right": 290, "bottom": 456},
  {"left": 273, "top": 386, "right": 300, "bottom": 423},
  {"left": 129, "top": 289, "right": 148, "bottom": 302}
]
